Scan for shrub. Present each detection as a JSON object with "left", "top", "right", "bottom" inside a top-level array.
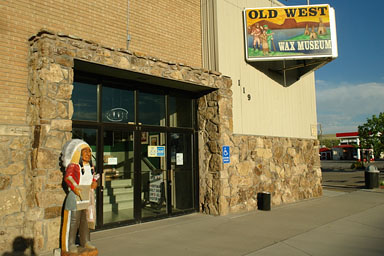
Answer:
[{"left": 351, "top": 161, "right": 364, "bottom": 169}]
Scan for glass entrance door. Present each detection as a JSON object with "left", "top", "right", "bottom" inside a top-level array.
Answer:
[
  {"left": 140, "top": 131, "right": 168, "bottom": 218},
  {"left": 102, "top": 129, "right": 134, "bottom": 224},
  {"left": 74, "top": 127, "right": 196, "bottom": 227},
  {"left": 100, "top": 129, "right": 195, "bottom": 225},
  {"left": 140, "top": 131, "right": 194, "bottom": 217},
  {"left": 72, "top": 72, "right": 198, "bottom": 228},
  {"left": 169, "top": 133, "right": 194, "bottom": 212}
]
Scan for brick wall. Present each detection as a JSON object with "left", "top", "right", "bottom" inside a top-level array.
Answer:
[
  {"left": 128, "top": 0, "right": 202, "bottom": 67},
  {"left": 0, "top": 0, "right": 202, "bottom": 126}
]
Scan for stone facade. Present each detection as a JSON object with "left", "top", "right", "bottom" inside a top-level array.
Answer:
[
  {"left": 0, "top": 28, "right": 321, "bottom": 254},
  {"left": 199, "top": 131, "right": 322, "bottom": 215},
  {"left": 0, "top": 129, "right": 34, "bottom": 252},
  {"left": 18, "top": 29, "right": 227, "bottom": 254},
  {"left": 198, "top": 91, "right": 322, "bottom": 215}
]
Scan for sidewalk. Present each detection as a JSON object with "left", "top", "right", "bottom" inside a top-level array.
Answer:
[{"left": 90, "top": 189, "right": 384, "bottom": 256}]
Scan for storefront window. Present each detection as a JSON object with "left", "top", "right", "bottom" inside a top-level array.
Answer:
[
  {"left": 169, "top": 96, "right": 192, "bottom": 128},
  {"left": 102, "top": 85, "right": 134, "bottom": 123},
  {"left": 73, "top": 71, "right": 197, "bottom": 227},
  {"left": 72, "top": 128, "right": 97, "bottom": 154},
  {"left": 139, "top": 92, "right": 165, "bottom": 126},
  {"left": 72, "top": 81, "right": 98, "bottom": 121}
]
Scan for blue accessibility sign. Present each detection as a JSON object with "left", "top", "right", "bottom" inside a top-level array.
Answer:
[
  {"left": 157, "top": 146, "right": 165, "bottom": 157},
  {"left": 148, "top": 146, "right": 165, "bottom": 157},
  {"left": 222, "top": 146, "right": 230, "bottom": 164}
]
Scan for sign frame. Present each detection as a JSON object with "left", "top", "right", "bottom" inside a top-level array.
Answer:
[{"left": 243, "top": 4, "right": 338, "bottom": 62}]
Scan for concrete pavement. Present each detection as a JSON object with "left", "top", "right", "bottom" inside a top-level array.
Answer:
[
  {"left": 322, "top": 169, "right": 384, "bottom": 192},
  {"left": 321, "top": 160, "right": 384, "bottom": 192},
  {"left": 89, "top": 189, "right": 384, "bottom": 256},
  {"left": 320, "top": 160, "right": 384, "bottom": 171}
]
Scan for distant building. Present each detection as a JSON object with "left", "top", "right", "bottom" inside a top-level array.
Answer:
[
  {"left": 319, "top": 132, "right": 374, "bottom": 161},
  {"left": 319, "top": 147, "right": 332, "bottom": 160},
  {"left": 331, "top": 145, "right": 356, "bottom": 160},
  {"left": 334, "top": 132, "right": 360, "bottom": 160}
]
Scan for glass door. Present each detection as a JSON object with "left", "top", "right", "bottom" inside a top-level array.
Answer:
[
  {"left": 140, "top": 131, "right": 168, "bottom": 218},
  {"left": 73, "top": 127, "right": 196, "bottom": 226},
  {"left": 102, "top": 129, "right": 135, "bottom": 224},
  {"left": 169, "top": 133, "right": 194, "bottom": 212},
  {"left": 72, "top": 72, "right": 198, "bottom": 228}
]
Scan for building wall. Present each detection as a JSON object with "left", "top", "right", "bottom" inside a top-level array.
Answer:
[
  {"left": 215, "top": 0, "right": 318, "bottom": 139},
  {"left": 198, "top": 89, "right": 322, "bottom": 216},
  {"left": 0, "top": 0, "right": 202, "bottom": 126},
  {"left": 0, "top": 1, "right": 202, "bottom": 253},
  {"left": 0, "top": 0, "right": 323, "bottom": 254},
  {"left": 197, "top": 0, "right": 322, "bottom": 215},
  {"left": 0, "top": 30, "right": 219, "bottom": 254},
  {"left": 128, "top": 0, "right": 202, "bottom": 67}
]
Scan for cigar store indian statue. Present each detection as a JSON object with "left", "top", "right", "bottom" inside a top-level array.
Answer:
[{"left": 61, "top": 139, "right": 99, "bottom": 253}]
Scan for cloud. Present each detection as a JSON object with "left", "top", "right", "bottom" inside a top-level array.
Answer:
[{"left": 316, "top": 82, "right": 384, "bottom": 134}]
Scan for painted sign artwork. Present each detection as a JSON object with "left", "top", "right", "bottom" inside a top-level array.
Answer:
[{"left": 244, "top": 5, "right": 337, "bottom": 61}]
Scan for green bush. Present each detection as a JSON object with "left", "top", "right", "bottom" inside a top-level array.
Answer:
[{"left": 351, "top": 161, "right": 364, "bottom": 169}]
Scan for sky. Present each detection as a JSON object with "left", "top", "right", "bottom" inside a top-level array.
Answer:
[{"left": 279, "top": 0, "right": 384, "bottom": 134}]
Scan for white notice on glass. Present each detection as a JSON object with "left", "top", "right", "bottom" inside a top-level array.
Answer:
[
  {"left": 176, "top": 153, "right": 183, "bottom": 165},
  {"left": 108, "top": 157, "right": 118, "bottom": 165}
]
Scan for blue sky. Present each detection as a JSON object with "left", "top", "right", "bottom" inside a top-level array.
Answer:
[{"left": 279, "top": 0, "right": 384, "bottom": 134}]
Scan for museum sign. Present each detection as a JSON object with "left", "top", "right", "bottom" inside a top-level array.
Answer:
[{"left": 243, "top": 4, "right": 338, "bottom": 62}]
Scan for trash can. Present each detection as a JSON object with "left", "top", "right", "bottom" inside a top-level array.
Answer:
[
  {"left": 365, "top": 165, "right": 379, "bottom": 189},
  {"left": 257, "top": 192, "right": 271, "bottom": 211}
]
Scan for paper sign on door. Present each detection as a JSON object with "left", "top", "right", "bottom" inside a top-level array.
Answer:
[{"left": 176, "top": 153, "right": 183, "bottom": 165}]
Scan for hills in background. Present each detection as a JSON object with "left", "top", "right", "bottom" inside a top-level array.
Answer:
[{"left": 249, "top": 18, "right": 330, "bottom": 31}]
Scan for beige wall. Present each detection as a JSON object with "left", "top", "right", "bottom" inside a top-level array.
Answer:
[
  {"left": 0, "top": 0, "right": 202, "bottom": 127},
  {"left": 215, "top": 0, "right": 318, "bottom": 139}
]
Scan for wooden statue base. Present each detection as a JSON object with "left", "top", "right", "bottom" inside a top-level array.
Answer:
[{"left": 61, "top": 247, "right": 98, "bottom": 256}]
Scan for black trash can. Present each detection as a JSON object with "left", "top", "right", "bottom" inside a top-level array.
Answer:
[
  {"left": 365, "top": 165, "right": 379, "bottom": 189},
  {"left": 257, "top": 192, "right": 271, "bottom": 211}
]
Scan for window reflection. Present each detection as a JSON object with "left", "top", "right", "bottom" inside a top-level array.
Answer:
[
  {"left": 102, "top": 85, "right": 134, "bottom": 123},
  {"left": 72, "top": 82, "right": 98, "bottom": 121},
  {"left": 139, "top": 92, "right": 165, "bottom": 126},
  {"left": 169, "top": 96, "right": 192, "bottom": 128},
  {"left": 103, "top": 130, "right": 134, "bottom": 224}
]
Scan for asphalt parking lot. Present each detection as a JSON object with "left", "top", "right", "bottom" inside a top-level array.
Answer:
[{"left": 321, "top": 160, "right": 384, "bottom": 191}]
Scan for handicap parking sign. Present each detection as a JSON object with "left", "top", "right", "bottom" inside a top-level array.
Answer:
[{"left": 222, "top": 146, "right": 230, "bottom": 164}]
